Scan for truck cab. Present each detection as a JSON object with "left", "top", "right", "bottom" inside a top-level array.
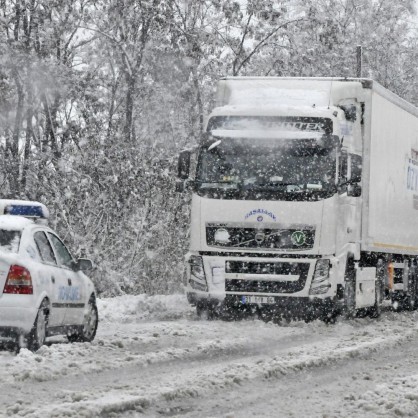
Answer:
[{"left": 178, "top": 77, "right": 418, "bottom": 321}]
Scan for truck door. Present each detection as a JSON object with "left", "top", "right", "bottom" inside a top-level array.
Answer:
[
  {"left": 46, "top": 233, "right": 85, "bottom": 326},
  {"left": 337, "top": 151, "right": 362, "bottom": 251}
]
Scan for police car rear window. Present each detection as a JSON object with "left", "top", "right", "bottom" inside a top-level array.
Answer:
[{"left": 0, "top": 230, "right": 21, "bottom": 253}]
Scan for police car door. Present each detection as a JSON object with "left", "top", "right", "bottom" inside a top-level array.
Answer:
[
  {"left": 33, "top": 230, "right": 67, "bottom": 327},
  {"left": 46, "top": 233, "right": 85, "bottom": 326}
]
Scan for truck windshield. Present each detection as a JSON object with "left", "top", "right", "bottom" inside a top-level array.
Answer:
[{"left": 195, "top": 137, "right": 338, "bottom": 201}]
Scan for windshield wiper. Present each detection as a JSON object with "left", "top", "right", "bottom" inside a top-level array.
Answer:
[
  {"left": 197, "top": 180, "right": 240, "bottom": 189},
  {"left": 242, "top": 182, "right": 296, "bottom": 191}
]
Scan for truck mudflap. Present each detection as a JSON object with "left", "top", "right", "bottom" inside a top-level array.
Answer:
[{"left": 354, "top": 267, "right": 377, "bottom": 309}]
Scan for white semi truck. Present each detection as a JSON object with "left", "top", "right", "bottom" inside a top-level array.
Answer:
[{"left": 177, "top": 77, "right": 418, "bottom": 321}]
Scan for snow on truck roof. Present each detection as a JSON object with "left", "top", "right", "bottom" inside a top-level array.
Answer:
[
  {"left": 215, "top": 77, "right": 418, "bottom": 118},
  {"left": 209, "top": 104, "right": 337, "bottom": 118},
  {"left": 215, "top": 77, "right": 367, "bottom": 108},
  {"left": 211, "top": 129, "right": 325, "bottom": 140}
]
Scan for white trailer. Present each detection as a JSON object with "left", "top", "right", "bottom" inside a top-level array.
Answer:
[{"left": 177, "top": 77, "right": 418, "bottom": 321}]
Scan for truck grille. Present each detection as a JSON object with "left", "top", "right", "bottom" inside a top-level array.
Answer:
[
  {"left": 225, "top": 262, "right": 310, "bottom": 294},
  {"left": 206, "top": 226, "right": 315, "bottom": 250}
]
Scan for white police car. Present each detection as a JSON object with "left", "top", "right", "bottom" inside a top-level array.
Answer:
[{"left": 0, "top": 200, "right": 97, "bottom": 350}]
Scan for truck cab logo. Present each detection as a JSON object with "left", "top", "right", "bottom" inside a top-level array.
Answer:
[
  {"left": 245, "top": 209, "right": 277, "bottom": 222},
  {"left": 291, "top": 231, "right": 306, "bottom": 246},
  {"left": 255, "top": 232, "right": 265, "bottom": 244}
]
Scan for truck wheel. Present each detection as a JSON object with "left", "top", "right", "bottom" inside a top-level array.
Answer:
[
  {"left": 196, "top": 301, "right": 217, "bottom": 320},
  {"left": 369, "top": 280, "right": 382, "bottom": 318},
  {"left": 404, "top": 261, "right": 418, "bottom": 311},
  {"left": 27, "top": 299, "right": 49, "bottom": 351},
  {"left": 343, "top": 257, "right": 357, "bottom": 319},
  {"left": 344, "top": 280, "right": 356, "bottom": 319},
  {"left": 406, "top": 277, "right": 417, "bottom": 311},
  {"left": 320, "top": 300, "right": 339, "bottom": 324}
]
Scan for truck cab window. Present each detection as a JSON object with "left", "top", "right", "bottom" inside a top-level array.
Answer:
[
  {"left": 350, "top": 154, "right": 362, "bottom": 182},
  {"left": 338, "top": 152, "right": 362, "bottom": 195}
]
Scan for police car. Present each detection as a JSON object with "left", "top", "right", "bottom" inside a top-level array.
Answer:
[{"left": 0, "top": 200, "right": 97, "bottom": 350}]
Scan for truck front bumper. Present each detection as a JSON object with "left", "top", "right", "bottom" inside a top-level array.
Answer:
[{"left": 187, "top": 291, "right": 338, "bottom": 319}]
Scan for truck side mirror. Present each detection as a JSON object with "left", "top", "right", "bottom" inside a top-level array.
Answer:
[
  {"left": 347, "top": 183, "right": 362, "bottom": 197},
  {"left": 350, "top": 154, "right": 362, "bottom": 183},
  {"left": 178, "top": 150, "right": 191, "bottom": 180}
]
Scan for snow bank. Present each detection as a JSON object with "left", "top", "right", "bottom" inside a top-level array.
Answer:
[{"left": 97, "top": 293, "right": 194, "bottom": 323}]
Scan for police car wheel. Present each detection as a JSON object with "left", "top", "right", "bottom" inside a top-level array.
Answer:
[
  {"left": 68, "top": 299, "right": 98, "bottom": 343},
  {"left": 27, "top": 300, "right": 49, "bottom": 351}
]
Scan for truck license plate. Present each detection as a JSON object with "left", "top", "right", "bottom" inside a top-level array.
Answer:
[{"left": 242, "top": 296, "right": 275, "bottom": 304}]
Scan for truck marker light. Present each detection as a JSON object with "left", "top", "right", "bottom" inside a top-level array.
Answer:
[
  {"left": 3, "top": 265, "right": 33, "bottom": 295},
  {"left": 388, "top": 263, "right": 394, "bottom": 290}
]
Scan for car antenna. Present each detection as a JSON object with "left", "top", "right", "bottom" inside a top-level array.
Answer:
[{"left": 328, "top": 79, "right": 333, "bottom": 109}]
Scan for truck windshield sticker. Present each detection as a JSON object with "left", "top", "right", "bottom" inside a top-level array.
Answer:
[
  {"left": 207, "top": 116, "right": 333, "bottom": 134},
  {"left": 407, "top": 149, "right": 418, "bottom": 210},
  {"left": 407, "top": 151, "right": 418, "bottom": 192},
  {"left": 245, "top": 209, "right": 277, "bottom": 222}
]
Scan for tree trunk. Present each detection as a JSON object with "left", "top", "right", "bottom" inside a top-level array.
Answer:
[
  {"left": 123, "top": 74, "right": 136, "bottom": 143},
  {"left": 21, "top": 85, "right": 34, "bottom": 195},
  {"left": 9, "top": 70, "right": 25, "bottom": 196}
]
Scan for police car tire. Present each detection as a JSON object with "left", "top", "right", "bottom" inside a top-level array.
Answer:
[
  {"left": 27, "top": 300, "right": 49, "bottom": 351},
  {"left": 68, "top": 298, "right": 98, "bottom": 343}
]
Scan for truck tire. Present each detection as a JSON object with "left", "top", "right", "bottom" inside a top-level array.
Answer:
[
  {"left": 196, "top": 301, "right": 217, "bottom": 320},
  {"left": 344, "top": 280, "right": 356, "bottom": 319},
  {"left": 406, "top": 262, "right": 417, "bottom": 311},
  {"left": 369, "top": 279, "right": 382, "bottom": 318},
  {"left": 344, "top": 258, "right": 357, "bottom": 319}
]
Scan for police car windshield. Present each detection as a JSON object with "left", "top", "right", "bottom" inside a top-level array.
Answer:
[
  {"left": 195, "top": 136, "right": 338, "bottom": 201},
  {"left": 0, "top": 230, "right": 21, "bottom": 254}
]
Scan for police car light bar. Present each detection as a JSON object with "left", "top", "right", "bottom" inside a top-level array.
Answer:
[{"left": 0, "top": 200, "right": 49, "bottom": 219}]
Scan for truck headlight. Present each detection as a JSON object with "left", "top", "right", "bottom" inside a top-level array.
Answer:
[
  {"left": 309, "top": 259, "right": 331, "bottom": 295},
  {"left": 188, "top": 255, "right": 207, "bottom": 291}
]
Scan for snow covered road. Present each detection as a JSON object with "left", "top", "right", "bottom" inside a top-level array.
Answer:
[{"left": 1, "top": 295, "right": 418, "bottom": 417}]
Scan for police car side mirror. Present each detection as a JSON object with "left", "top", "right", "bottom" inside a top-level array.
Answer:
[{"left": 76, "top": 258, "right": 93, "bottom": 272}]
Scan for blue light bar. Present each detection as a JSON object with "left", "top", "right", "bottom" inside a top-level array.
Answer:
[{"left": 4, "top": 204, "right": 47, "bottom": 218}]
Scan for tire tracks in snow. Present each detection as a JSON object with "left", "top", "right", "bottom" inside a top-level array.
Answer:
[{"left": 3, "top": 312, "right": 418, "bottom": 417}]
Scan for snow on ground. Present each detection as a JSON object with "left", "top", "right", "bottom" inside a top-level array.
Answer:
[
  {"left": 98, "top": 294, "right": 194, "bottom": 322},
  {"left": 1, "top": 295, "right": 418, "bottom": 417},
  {"left": 346, "top": 374, "right": 418, "bottom": 417}
]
